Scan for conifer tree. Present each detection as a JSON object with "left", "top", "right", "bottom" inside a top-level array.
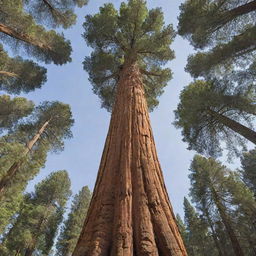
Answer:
[
  {"left": 73, "top": 1, "right": 187, "bottom": 255},
  {"left": 0, "top": 45, "right": 47, "bottom": 93},
  {"left": 0, "top": 94, "right": 34, "bottom": 133},
  {"left": 183, "top": 197, "right": 215, "bottom": 256},
  {"left": 174, "top": 80, "right": 256, "bottom": 157},
  {"left": 0, "top": 101, "right": 74, "bottom": 196},
  {"left": 56, "top": 186, "right": 91, "bottom": 256},
  {"left": 189, "top": 155, "right": 245, "bottom": 256},
  {"left": 178, "top": 0, "right": 256, "bottom": 79},
  {"left": 240, "top": 148, "right": 256, "bottom": 195},
  {"left": 1, "top": 170, "right": 71, "bottom": 256},
  {"left": 23, "top": 0, "right": 88, "bottom": 29},
  {"left": 0, "top": 139, "right": 47, "bottom": 233}
]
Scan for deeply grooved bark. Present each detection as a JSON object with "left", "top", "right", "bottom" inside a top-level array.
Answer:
[{"left": 72, "top": 62, "right": 187, "bottom": 256}]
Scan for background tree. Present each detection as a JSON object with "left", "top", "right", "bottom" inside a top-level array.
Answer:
[
  {"left": 183, "top": 197, "right": 215, "bottom": 256},
  {"left": 0, "top": 45, "right": 47, "bottom": 94},
  {"left": 240, "top": 148, "right": 256, "bottom": 196},
  {"left": 23, "top": 0, "right": 88, "bottom": 29},
  {"left": 0, "top": 0, "right": 72, "bottom": 65},
  {"left": 0, "top": 101, "right": 73, "bottom": 232},
  {"left": 56, "top": 186, "right": 91, "bottom": 256},
  {"left": 178, "top": 0, "right": 256, "bottom": 80},
  {"left": 174, "top": 80, "right": 256, "bottom": 157},
  {"left": 0, "top": 139, "right": 47, "bottom": 233},
  {"left": 0, "top": 101, "right": 74, "bottom": 195},
  {"left": 189, "top": 155, "right": 249, "bottom": 256},
  {"left": 1, "top": 170, "right": 71, "bottom": 256},
  {"left": 73, "top": 0, "right": 187, "bottom": 255},
  {"left": 0, "top": 94, "right": 34, "bottom": 133}
]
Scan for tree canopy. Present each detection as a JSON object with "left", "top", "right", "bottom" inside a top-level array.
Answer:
[
  {"left": 83, "top": 0, "right": 175, "bottom": 111},
  {"left": 174, "top": 80, "right": 256, "bottom": 157},
  {"left": 23, "top": 0, "right": 88, "bottom": 29},
  {"left": 56, "top": 186, "right": 91, "bottom": 256},
  {"left": 1, "top": 170, "right": 71, "bottom": 256},
  {"left": 0, "top": 45, "right": 47, "bottom": 94},
  {"left": 0, "top": 95, "right": 34, "bottom": 133}
]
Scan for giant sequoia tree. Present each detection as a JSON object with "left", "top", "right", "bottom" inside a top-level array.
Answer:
[{"left": 73, "top": 1, "right": 187, "bottom": 255}]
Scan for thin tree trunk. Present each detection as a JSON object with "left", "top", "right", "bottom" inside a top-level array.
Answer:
[
  {"left": 211, "top": 186, "right": 244, "bottom": 256},
  {"left": 214, "top": 0, "right": 256, "bottom": 30},
  {"left": 72, "top": 62, "right": 187, "bottom": 256},
  {"left": 203, "top": 208, "right": 223, "bottom": 256},
  {"left": 0, "top": 119, "right": 50, "bottom": 194},
  {"left": 0, "top": 70, "right": 19, "bottom": 77},
  {"left": 0, "top": 23, "right": 52, "bottom": 51},
  {"left": 208, "top": 109, "right": 256, "bottom": 144}
]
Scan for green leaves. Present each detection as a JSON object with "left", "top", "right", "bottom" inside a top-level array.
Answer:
[
  {"left": 83, "top": 0, "right": 175, "bottom": 111},
  {"left": 56, "top": 186, "right": 91, "bottom": 256},
  {"left": 174, "top": 80, "right": 255, "bottom": 157},
  {"left": 2, "top": 171, "right": 71, "bottom": 255}
]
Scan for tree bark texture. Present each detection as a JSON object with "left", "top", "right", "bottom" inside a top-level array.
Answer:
[
  {"left": 211, "top": 187, "right": 244, "bottom": 256},
  {"left": 72, "top": 62, "right": 187, "bottom": 256},
  {"left": 208, "top": 109, "right": 256, "bottom": 145},
  {"left": 0, "top": 120, "right": 50, "bottom": 194}
]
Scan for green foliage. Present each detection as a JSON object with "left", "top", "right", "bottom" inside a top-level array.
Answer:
[
  {"left": 0, "top": 139, "right": 48, "bottom": 234},
  {"left": 183, "top": 197, "right": 216, "bottom": 256},
  {"left": 178, "top": 0, "right": 256, "bottom": 48},
  {"left": 174, "top": 80, "right": 255, "bottom": 157},
  {"left": 189, "top": 155, "right": 256, "bottom": 255},
  {"left": 178, "top": 0, "right": 256, "bottom": 87},
  {"left": 1, "top": 171, "right": 71, "bottom": 256},
  {"left": 83, "top": 0, "right": 175, "bottom": 111},
  {"left": 0, "top": 45, "right": 47, "bottom": 93},
  {"left": 13, "top": 101, "right": 74, "bottom": 152},
  {"left": 186, "top": 26, "right": 256, "bottom": 78},
  {"left": 0, "top": 0, "right": 72, "bottom": 65},
  {"left": 56, "top": 186, "right": 91, "bottom": 256},
  {"left": 0, "top": 101, "right": 73, "bottom": 232},
  {"left": 23, "top": 0, "right": 88, "bottom": 29},
  {"left": 240, "top": 148, "right": 256, "bottom": 195},
  {"left": 0, "top": 94, "right": 34, "bottom": 133}
]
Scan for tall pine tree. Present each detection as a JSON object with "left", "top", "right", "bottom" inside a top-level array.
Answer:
[
  {"left": 1, "top": 170, "right": 71, "bottom": 256},
  {"left": 174, "top": 80, "right": 256, "bottom": 157},
  {"left": 56, "top": 186, "right": 91, "bottom": 256}
]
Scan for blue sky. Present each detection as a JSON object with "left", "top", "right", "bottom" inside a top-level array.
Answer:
[{"left": 8, "top": 0, "right": 243, "bottom": 217}]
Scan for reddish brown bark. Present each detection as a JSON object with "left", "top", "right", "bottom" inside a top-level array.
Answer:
[
  {"left": 72, "top": 62, "right": 187, "bottom": 256},
  {"left": 0, "top": 120, "right": 50, "bottom": 195}
]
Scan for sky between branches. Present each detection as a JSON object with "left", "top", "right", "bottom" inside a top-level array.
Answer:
[{"left": 16, "top": 0, "right": 245, "bottom": 217}]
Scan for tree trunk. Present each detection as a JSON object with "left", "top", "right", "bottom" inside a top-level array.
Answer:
[
  {"left": 72, "top": 62, "right": 187, "bottom": 256},
  {"left": 0, "top": 119, "right": 50, "bottom": 195},
  {"left": 211, "top": 187, "right": 244, "bottom": 256},
  {"left": 203, "top": 208, "right": 223, "bottom": 256},
  {"left": 0, "top": 70, "right": 19, "bottom": 77},
  {"left": 208, "top": 109, "right": 256, "bottom": 144},
  {"left": 0, "top": 23, "right": 52, "bottom": 51},
  {"left": 24, "top": 247, "right": 34, "bottom": 256},
  {"left": 215, "top": 0, "right": 256, "bottom": 29}
]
